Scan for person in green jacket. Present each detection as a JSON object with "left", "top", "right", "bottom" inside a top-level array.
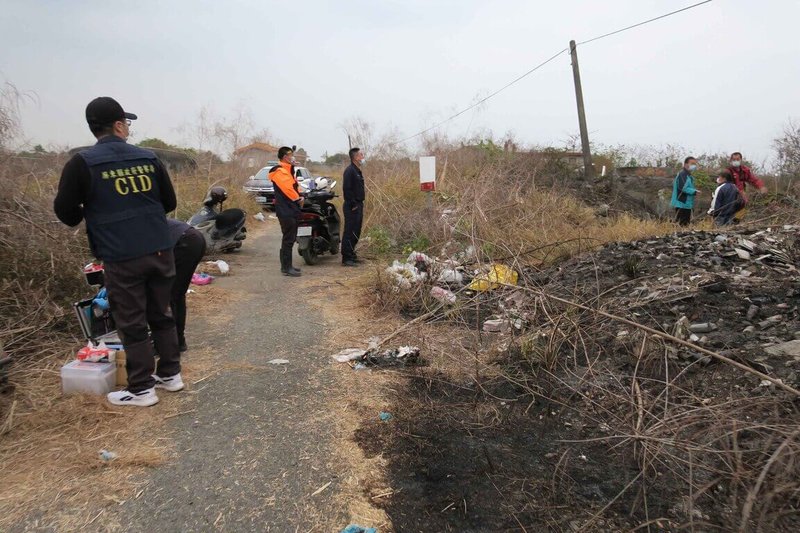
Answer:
[{"left": 671, "top": 156, "right": 700, "bottom": 226}]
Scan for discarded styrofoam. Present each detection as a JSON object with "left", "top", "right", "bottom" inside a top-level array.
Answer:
[
  {"left": 430, "top": 286, "right": 456, "bottom": 304},
  {"left": 268, "top": 359, "right": 290, "bottom": 365},
  {"left": 437, "top": 268, "right": 464, "bottom": 284},
  {"left": 386, "top": 261, "right": 426, "bottom": 289},
  {"left": 331, "top": 348, "right": 367, "bottom": 363},
  {"left": 254, "top": 212, "right": 266, "bottom": 221},
  {"left": 483, "top": 318, "right": 509, "bottom": 333}
]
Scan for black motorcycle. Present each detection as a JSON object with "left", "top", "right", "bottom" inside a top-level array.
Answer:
[
  {"left": 188, "top": 186, "right": 247, "bottom": 254},
  {"left": 297, "top": 180, "right": 341, "bottom": 265}
]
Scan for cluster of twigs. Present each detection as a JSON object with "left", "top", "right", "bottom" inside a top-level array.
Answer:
[{"left": 505, "top": 285, "right": 800, "bottom": 530}]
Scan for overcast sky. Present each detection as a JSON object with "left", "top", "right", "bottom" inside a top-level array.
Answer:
[{"left": 2, "top": 0, "right": 797, "bottom": 164}]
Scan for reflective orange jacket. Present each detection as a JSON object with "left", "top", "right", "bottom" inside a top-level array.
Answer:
[{"left": 269, "top": 162, "right": 301, "bottom": 218}]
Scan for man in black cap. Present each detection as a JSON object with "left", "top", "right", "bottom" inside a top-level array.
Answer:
[{"left": 54, "top": 97, "right": 183, "bottom": 407}]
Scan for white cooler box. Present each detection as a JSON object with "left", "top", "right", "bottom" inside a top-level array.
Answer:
[{"left": 61, "top": 361, "right": 116, "bottom": 395}]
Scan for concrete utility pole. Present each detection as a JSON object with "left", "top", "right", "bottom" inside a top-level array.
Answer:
[{"left": 569, "top": 40, "right": 594, "bottom": 179}]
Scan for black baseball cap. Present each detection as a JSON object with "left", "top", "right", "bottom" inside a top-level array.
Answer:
[{"left": 85, "top": 97, "right": 137, "bottom": 127}]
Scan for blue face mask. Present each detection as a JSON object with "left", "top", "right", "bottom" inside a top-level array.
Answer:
[{"left": 688, "top": 164, "right": 698, "bottom": 172}]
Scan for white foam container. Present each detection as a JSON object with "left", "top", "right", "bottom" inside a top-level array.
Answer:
[{"left": 61, "top": 360, "right": 116, "bottom": 395}]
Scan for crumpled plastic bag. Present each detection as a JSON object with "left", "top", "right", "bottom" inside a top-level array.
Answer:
[
  {"left": 430, "top": 286, "right": 457, "bottom": 304},
  {"left": 341, "top": 526, "right": 377, "bottom": 533},
  {"left": 467, "top": 264, "right": 518, "bottom": 291},
  {"left": 204, "top": 260, "right": 230, "bottom": 275},
  {"left": 331, "top": 348, "right": 367, "bottom": 363},
  {"left": 437, "top": 268, "right": 464, "bottom": 285},
  {"left": 407, "top": 251, "right": 432, "bottom": 265},
  {"left": 76, "top": 340, "right": 114, "bottom": 362},
  {"left": 385, "top": 261, "right": 426, "bottom": 289},
  {"left": 191, "top": 272, "right": 214, "bottom": 285}
]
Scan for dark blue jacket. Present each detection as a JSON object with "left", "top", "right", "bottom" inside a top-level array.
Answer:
[
  {"left": 343, "top": 163, "right": 365, "bottom": 206},
  {"left": 712, "top": 182, "right": 741, "bottom": 222},
  {"left": 54, "top": 136, "right": 176, "bottom": 262},
  {"left": 167, "top": 218, "right": 191, "bottom": 246}
]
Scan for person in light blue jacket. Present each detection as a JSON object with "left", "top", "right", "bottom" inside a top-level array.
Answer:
[{"left": 671, "top": 156, "right": 700, "bottom": 226}]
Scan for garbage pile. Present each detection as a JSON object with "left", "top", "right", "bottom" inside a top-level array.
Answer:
[
  {"left": 518, "top": 225, "right": 800, "bottom": 385},
  {"left": 332, "top": 345, "right": 421, "bottom": 370},
  {"left": 384, "top": 249, "right": 519, "bottom": 304}
]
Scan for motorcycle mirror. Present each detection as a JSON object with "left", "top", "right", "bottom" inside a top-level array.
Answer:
[{"left": 291, "top": 145, "right": 297, "bottom": 152}]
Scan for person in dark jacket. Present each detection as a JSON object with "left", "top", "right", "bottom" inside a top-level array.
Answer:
[
  {"left": 269, "top": 146, "right": 304, "bottom": 276},
  {"left": 342, "top": 147, "right": 366, "bottom": 266},
  {"left": 54, "top": 97, "right": 182, "bottom": 407},
  {"left": 166, "top": 219, "right": 206, "bottom": 351},
  {"left": 670, "top": 156, "right": 700, "bottom": 226},
  {"left": 711, "top": 169, "right": 742, "bottom": 226}
]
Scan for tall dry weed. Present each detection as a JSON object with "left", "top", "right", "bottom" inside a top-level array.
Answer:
[{"left": 361, "top": 149, "right": 674, "bottom": 265}]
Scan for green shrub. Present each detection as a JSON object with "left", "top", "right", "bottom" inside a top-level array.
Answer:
[{"left": 366, "top": 226, "right": 392, "bottom": 256}]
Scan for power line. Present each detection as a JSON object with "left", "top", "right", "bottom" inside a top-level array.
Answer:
[
  {"left": 391, "top": 0, "right": 714, "bottom": 146},
  {"left": 578, "top": 0, "right": 714, "bottom": 46},
  {"left": 390, "top": 48, "right": 568, "bottom": 146}
]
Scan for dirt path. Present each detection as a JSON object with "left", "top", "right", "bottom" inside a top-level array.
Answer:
[{"left": 109, "top": 222, "right": 353, "bottom": 532}]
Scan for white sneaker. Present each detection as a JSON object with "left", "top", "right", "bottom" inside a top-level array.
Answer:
[
  {"left": 107, "top": 388, "right": 159, "bottom": 407},
  {"left": 153, "top": 373, "right": 185, "bottom": 392}
]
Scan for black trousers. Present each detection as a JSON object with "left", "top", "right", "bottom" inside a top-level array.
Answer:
[
  {"left": 342, "top": 202, "right": 363, "bottom": 262},
  {"left": 171, "top": 227, "right": 206, "bottom": 345},
  {"left": 278, "top": 216, "right": 298, "bottom": 270},
  {"left": 104, "top": 250, "right": 179, "bottom": 392},
  {"left": 675, "top": 208, "right": 692, "bottom": 226}
]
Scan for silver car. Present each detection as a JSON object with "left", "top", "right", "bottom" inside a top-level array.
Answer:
[{"left": 243, "top": 164, "right": 315, "bottom": 210}]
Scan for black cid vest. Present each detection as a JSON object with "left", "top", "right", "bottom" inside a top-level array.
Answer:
[{"left": 79, "top": 137, "right": 171, "bottom": 262}]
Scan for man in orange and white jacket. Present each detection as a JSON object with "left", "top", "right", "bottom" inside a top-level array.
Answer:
[{"left": 269, "top": 146, "right": 304, "bottom": 276}]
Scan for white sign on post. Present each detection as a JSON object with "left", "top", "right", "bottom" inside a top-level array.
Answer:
[{"left": 419, "top": 156, "right": 436, "bottom": 191}]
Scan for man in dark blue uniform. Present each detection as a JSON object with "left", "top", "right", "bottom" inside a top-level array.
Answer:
[
  {"left": 341, "top": 147, "right": 366, "bottom": 266},
  {"left": 54, "top": 97, "right": 182, "bottom": 407}
]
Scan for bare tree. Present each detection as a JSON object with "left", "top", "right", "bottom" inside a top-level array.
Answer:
[
  {"left": 178, "top": 103, "right": 261, "bottom": 160},
  {"left": 341, "top": 116, "right": 409, "bottom": 160},
  {"left": 212, "top": 103, "right": 255, "bottom": 158},
  {"left": 249, "top": 128, "right": 275, "bottom": 145},
  {"left": 775, "top": 119, "right": 800, "bottom": 178},
  {"left": 0, "top": 82, "right": 26, "bottom": 149}
]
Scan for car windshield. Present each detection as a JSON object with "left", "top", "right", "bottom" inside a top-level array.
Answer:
[{"left": 253, "top": 168, "right": 269, "bottom": 181}]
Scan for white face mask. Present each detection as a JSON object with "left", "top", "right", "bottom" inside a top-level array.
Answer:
[
  {"left": 688, "top": 164, "right": 698, "bottom": 172},
  {"left": 359, "top": 157, "right": 366, "bottom": 165},
  {"left": 731, "top": 160, "right": 742, "bottom": 167}
]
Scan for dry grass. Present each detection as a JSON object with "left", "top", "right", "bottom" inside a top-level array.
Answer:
[
  {"left": 361, "top": 151, "right": 676, "bottom": 266},
  {"left": 0, "top": 150, "right": 256, "bottom": 530},
  {"left": 0, "top": 286, "right": 221, "bottom": 531},
  {"left": 352, "top": 147, "right": 800, "bottom": 529},
  {"left": 299, "top": 267, "right": 395, "bottom": 531}
]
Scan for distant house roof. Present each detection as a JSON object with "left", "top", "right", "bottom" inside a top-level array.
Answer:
[{"left": 233, "top": 142, "right": 281, "bottom": 156}]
